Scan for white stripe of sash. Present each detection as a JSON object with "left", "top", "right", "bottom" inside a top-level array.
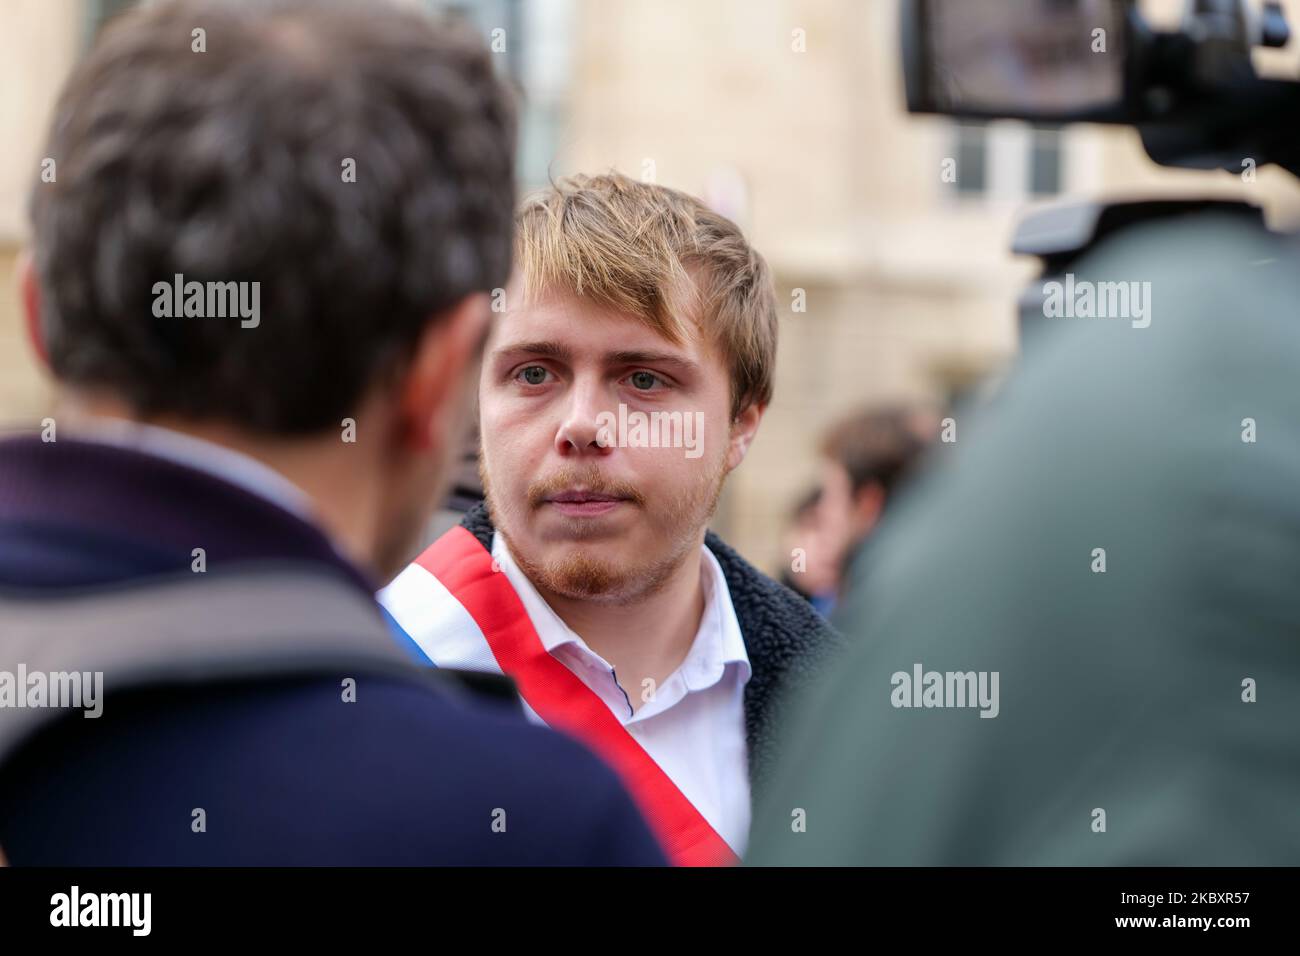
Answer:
[{"left": 378, "top": 563, "right": 545, "bottom": 726}]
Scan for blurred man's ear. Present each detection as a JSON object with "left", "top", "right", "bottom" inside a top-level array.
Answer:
[
  {"left": 18, "top": 251, "right": 50, "bottom": 370},
  {"left": 398, "top": 292, "right": 491, "bottom": 453},
  {"left": 726, "top": 402, "right": 765, "bottom": 471},
  {"left": 851, "top": 482, "right": 887, "bottom": 538}
]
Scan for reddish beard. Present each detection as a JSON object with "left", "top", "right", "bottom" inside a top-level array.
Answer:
[{"left": 480, "top": 454, "right": 729, "bottom": 603}]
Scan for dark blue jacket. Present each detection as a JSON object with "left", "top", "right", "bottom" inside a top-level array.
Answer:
[{"left": 0, "top": 434, "right": 667, "bottom": 865}]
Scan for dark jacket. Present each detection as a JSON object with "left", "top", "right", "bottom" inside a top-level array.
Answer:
[
  {"left": 0, "top": 435, "right": 667, "bottom": 865},
  {"left": 747, "top": 217, "right": 1300, "bottom": 865},
  {"left": 458, "top": 503, "right": 843, "bottom": 792}
]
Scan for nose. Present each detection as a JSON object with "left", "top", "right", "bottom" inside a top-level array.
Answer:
[{"left": 555, "top": 375, "right": 615, "bottom": 459}]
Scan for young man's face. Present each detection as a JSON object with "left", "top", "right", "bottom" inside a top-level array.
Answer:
[{"left": 479, "top": 290, "right": 752, "bottom": 604}]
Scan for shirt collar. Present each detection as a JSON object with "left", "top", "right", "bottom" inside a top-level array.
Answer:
[
  {"left": 691, "top": 544, "right": 751, "bottom": 687},
  {"left": 490, "top": 531, "right": 751, "bottom": 691},
  {"left": 0, "top": 432, "right": 375, "bottom": 595},
  {"left": 65, "top": 417, "right": 315, "bottom": 522}
]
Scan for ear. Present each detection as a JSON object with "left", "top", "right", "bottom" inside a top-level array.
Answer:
[
  {"left": 725, "top": 402, "right": 765, "bottom": 471},
  {"left": 396, "top": 292, "right": 491, "bottom": 453},
  {"left": 851, "top": 482, "right": 886, "bottom": 537},
  {"left": 17, "top": 251, "right": 50, "bottom": 370}
]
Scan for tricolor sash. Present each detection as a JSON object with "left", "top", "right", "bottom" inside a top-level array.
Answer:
[{"left": 380, "top": 525, "right": 738, "bottom": 867}]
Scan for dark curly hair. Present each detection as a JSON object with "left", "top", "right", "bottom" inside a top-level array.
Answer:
[{"left": 29, "top": 0, "right": 516, "bottom": 433}]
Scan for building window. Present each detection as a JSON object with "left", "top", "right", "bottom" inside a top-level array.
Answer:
[
  {"left": 84, "top": 0, "right": 138, "bottom": 49},
  {"left": 949, "top": 121, "right": 1063, "bottom": 200},
  {"left": 1029, "top": 125, "right": 1063, "bottom": 196},
  {"left": 953, "top": 121, "right": 988, "bottom": 196}
]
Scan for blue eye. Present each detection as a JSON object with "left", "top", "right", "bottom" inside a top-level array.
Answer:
[
  {"left": 629, "top": 370, "right": 661, "bottom": 390},
  {"left": 518, "top": 366, "right": 548, "bottom": 386}
]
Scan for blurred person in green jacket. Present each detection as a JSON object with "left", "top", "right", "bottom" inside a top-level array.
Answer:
[{"left": 747, "top": 215, "right": 1300, "bottom": 865}]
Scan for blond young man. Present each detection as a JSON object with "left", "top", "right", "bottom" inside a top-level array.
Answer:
[{"left": 382, "top": 173, "right": 839, "bottom": 865}]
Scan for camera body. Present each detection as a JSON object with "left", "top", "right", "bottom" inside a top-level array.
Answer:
[
  {"left": 901, "top": 0, "right": 1299, "bottom": 335},
  {"left": 902, "top": 0, "right": 1300, "bottom": 177}
]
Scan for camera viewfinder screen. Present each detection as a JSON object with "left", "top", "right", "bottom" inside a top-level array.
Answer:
[{"left": 926, "top": 0, "right": 1126, "bottom": 116}]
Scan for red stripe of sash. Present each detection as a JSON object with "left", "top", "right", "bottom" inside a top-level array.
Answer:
[{"left": 416, "top": 525, "right": 737, "bottom": 867}]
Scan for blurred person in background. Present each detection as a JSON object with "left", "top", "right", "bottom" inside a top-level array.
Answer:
[
  {"left": 0, "top": 0, "right": 665, "bottom": 866},
  {"left": 806, "top": 407, "right": 935, "bottom": 616},
  {"left": 778, "top": 488, "right": 839, "bottom": 616},
  {"left": 747, "top": 216, "right": 1300, "bottom": 865},
  {"left": 382, "top": 172, "right": 840, "bottom": 866}
]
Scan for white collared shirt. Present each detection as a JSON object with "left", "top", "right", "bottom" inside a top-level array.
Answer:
[{"left": 492, "top": 532, "right": 753, "bottom": 855}]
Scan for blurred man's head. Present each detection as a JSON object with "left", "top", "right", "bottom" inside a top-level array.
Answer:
[
  {"left": 22, "top": 0, "right": 516, "bottom": 581},
  {"left": 816, "top": 407, "right": 933, "bottom": 578},
  {"left": 479, "top": 172, "right": 775, "bottom": 604}
]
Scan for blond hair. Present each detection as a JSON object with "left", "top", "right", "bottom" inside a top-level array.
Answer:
[{"left": 515, "top": 172, "right": 777, "bottom": 417}]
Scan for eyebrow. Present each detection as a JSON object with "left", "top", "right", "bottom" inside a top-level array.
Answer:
[
  {"left": 608, "top": 350, "right": 702, "bottom": 376},
  {"left": 491, "top": 340, "right": 573, "bottom": 364},
  {"left": 491, "top": 342, "right": 701, "bottom": 376}
]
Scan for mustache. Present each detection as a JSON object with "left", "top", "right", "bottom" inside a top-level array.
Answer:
[{"left": 526, "top": 467, "right": 646, "bottom": 509}]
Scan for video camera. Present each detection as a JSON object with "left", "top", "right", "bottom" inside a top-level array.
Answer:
[
  {"left": 901, "top": 0, "right": 1300, "bottom": 331},
  {"left": 902, "top": 0, "right": 1300, "bottom": 177}
]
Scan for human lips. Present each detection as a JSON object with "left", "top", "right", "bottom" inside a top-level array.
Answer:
[{"left": 542, "top": 489, "right": 630, "bottom": 517}]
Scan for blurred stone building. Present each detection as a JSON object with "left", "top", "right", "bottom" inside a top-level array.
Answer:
[{"left": 4, "top": 0, "right": 1300, "bottom": 572}]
